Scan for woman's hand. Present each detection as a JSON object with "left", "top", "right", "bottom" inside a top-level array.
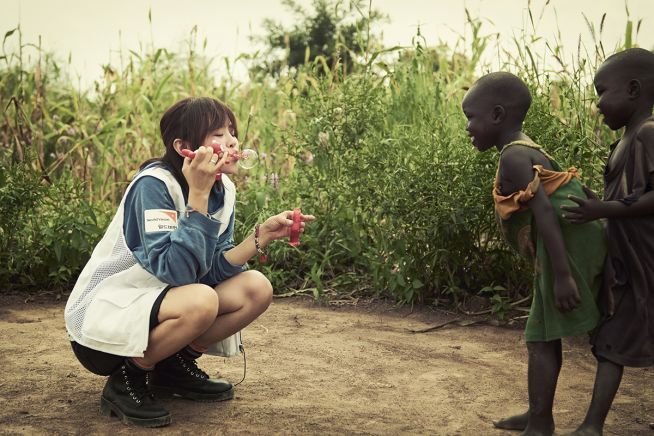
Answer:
[
  {"left": 182, "top": 146, "right": 228, "bottom": 214},
  {"left": 259, "top": 210, "right": 316, "bottom": 247},
  {"left": 222, "top": 210, "right": 316, "bottom": 266},
  {"left": 182, "top": 145, "right": 228, "bottom": 193}
]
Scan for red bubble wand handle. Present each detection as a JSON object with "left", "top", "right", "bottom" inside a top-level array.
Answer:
[{"left": 289, "top": 208, "right": 302, "bottom": 247}]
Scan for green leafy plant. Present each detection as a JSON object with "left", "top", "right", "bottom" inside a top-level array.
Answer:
[
  {"left": 0, "top": 157, "right": 104, "bottom": 288},
  {"left": 0, "top": 3, "right": 641, "bottom": 308}
]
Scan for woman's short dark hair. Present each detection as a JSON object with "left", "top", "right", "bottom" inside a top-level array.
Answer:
[{"left": 141, "top": 97, "right": 238, "bottom": 191}]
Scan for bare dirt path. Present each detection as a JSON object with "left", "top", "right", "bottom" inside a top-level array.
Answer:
[{"left": 0, "top": 294, "right": 651, "bottom": 435}]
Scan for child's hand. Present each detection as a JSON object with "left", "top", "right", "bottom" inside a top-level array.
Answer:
[
  {"left": 554, "top": 273, "right": 581, "bottom": 313},
  {"left": 258, "top": 210, "right": 316, "bottom": 246},
  {"left": 561, "top": 185, "right": 604, "bottom": 224}
]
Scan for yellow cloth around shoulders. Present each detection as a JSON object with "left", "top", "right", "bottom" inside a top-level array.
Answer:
[{"left": 493, "top": 165, "right": 580, "bottom": 220}]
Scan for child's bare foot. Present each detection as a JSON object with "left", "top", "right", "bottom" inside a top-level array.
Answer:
[
  {"left": 520, "top": 429, "right": 553, "bottom": 436},
  {"left": 493, "top": 411, "right": 529, "bottom": 430},
  {"left": 517, "top": 414, "right": 555, "bottom": 436},
  {"left": 565, "top": 425, "right": 602, "bottom": 436}
]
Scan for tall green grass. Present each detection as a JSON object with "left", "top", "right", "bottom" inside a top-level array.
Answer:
[{"left": 0, "top": 6, "right": 643, "bottom": 312}]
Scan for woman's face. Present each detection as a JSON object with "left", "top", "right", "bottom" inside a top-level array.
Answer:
[{"left": 203, "top": 121, "right": 239, "bottom": 174}]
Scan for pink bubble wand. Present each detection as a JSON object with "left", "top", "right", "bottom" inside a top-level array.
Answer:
[{"left": 180, "top": 143, "right": 258, "bottom": 179}]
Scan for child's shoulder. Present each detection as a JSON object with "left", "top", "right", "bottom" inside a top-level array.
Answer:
[
  {"left": 635, "top": 117, "right": 654, "bottom": 145},
  {"left": 496, "top": 142, "right": 554, "bottom": 194},
  {"left": 499, "top": 141, "right": 550, "bottom": 168}
]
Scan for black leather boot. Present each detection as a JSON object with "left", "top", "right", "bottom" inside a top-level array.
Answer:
[
  {"left": 150, "top": 349, "right": 234, "bottom": 402},
  {"left": 100, "top": 359, "right": 171, "bottom": 427}
]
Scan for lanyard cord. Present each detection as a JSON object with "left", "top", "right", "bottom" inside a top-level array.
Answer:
[{"left": 233, "top": 344, "right": 247, "bottom": 386}]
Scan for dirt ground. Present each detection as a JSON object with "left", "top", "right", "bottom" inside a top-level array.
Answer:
[{"left": 0, "top": 294, "right": 652, "bottom": 436}]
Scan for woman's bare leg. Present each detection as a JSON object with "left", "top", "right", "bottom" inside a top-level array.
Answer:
[
  {"left": 137, "top": 284, "right": 219, "bottom": 367},
  {"left": 194, "top": 270, "right": 273, "bottom": 346},
  {"left": 132, "top": 270, "right": 272, "bottom": 367}
]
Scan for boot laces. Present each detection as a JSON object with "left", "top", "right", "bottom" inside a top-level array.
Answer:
[
  {"left": 176, "top": 353, "right": 208, "bottom": 379},
  {"left": 121, "top": 365, "right": 152, "bottom": 404}
]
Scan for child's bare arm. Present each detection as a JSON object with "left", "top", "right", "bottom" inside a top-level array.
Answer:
[
  {"left": 563, "top": 122, "right": 654, "bottom": 222},
  {"left": 500, "top": 150, "right": 581, "bottom": 312}
]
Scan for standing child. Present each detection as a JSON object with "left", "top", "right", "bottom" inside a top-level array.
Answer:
[
  {"left": 461, "top": 72, "right": 606, "bottom": 435},
  {"left": 64, "top": 97, "right": 315, "bottom": 427},
  {"left": 562, "top": 48, "right": 654, "bottom": 435}
]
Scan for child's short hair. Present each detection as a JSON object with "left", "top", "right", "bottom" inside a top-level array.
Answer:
[
  {"left": 602, "top": 48, "right": 654, "bottom": 96},
  {"left": 473, "top": 72, "right": 532, "bottom": 122}
]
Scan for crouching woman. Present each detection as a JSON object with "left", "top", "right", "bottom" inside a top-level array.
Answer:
[{"left": 64, "top": 97, "right": 314, "bottom": 427}]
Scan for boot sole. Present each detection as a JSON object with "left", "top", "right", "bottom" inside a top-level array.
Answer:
[
  {"left": 150, "top": 385, "right": 234, "bottom": 402},
  {"left": 100, "top": 396, "right": 172, "bottom": 427}
]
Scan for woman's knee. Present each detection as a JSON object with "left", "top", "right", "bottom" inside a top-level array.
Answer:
[
  {"left": 183, "top": 284, "right": 220, "bottom": 326},
  {"left": 243, "top": 270, "right": 273, "bottom": 307}
]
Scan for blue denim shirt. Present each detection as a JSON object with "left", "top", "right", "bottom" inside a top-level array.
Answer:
[{"left": 123, "top": 173, "right": 246, "bottom": 287}]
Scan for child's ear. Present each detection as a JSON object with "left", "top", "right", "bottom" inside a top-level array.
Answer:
[
  {"left": 628, "top": 79, "right": 641, "bottom": 100},
  {"left": 491, "top": 105, "right": 506, "bottom": 124}
]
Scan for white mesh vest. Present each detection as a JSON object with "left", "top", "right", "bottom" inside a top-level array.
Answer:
[{"left": 65, "top": 166, "right": 242, "bottom": 357}]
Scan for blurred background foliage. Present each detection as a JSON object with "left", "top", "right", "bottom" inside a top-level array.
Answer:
[{"left": 0, "top": 0, "right": 643, "bottom": 316}]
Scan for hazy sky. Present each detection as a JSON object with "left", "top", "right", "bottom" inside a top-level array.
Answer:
[{"left": 2, "top": 0, "right": 653, "bottom": 89}]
